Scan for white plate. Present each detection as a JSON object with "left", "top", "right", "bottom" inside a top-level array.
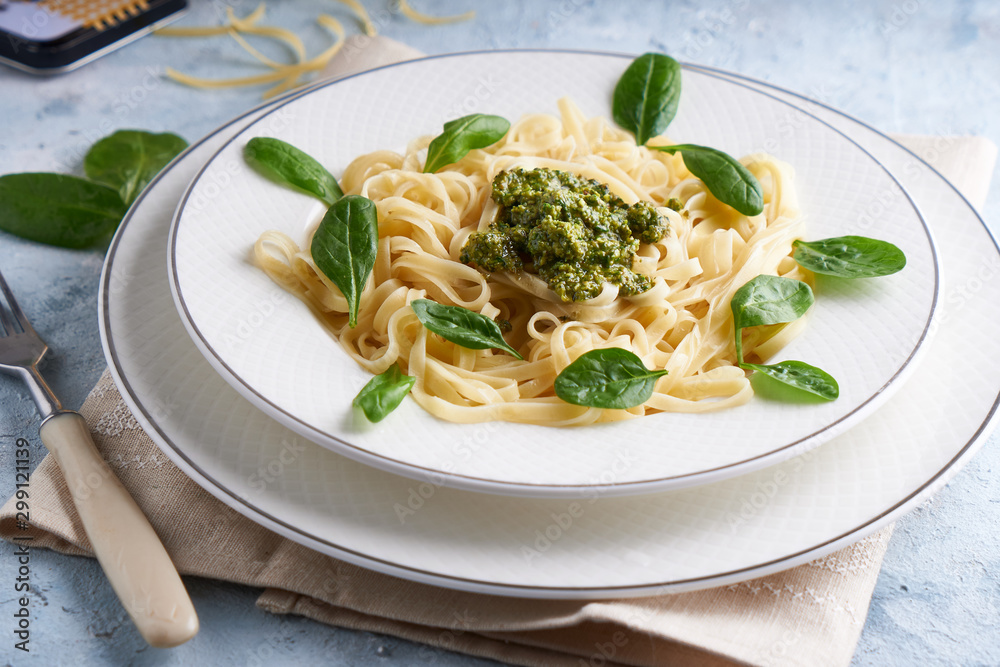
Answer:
[
  {"left": 103, "top": 52, "right": 999, "bottom": 598},
  {"left": 167, "top": 51, "right": 939, "bottom": 497}
]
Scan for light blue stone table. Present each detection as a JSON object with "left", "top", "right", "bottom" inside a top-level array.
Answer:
[{"left": 1, "top": 1, "right": 998, "bottom": 664}]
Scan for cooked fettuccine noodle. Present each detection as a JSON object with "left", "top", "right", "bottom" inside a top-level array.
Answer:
[{"left": 254, "top": 98, "right": 808, "bottom": 425}]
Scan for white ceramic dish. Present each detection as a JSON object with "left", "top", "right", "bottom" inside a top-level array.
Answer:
[
  {"left": 101, "top": 52, "right": 999, "bottom": 598},
  {"left": 167, "top": 51, "right": 939, "bottom": 498}
]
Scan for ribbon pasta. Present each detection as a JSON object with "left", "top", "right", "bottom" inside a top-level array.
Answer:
[{"left": 254, "top": 98, "right": 808, "bottom": 425}]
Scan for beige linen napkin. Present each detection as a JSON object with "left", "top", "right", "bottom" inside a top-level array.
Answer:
[
  {"left": 0, "top": 371, "right": 897, "bottom": 667},
  {"left": 2, "top": 38, "right": 997, "bottom": 667}
]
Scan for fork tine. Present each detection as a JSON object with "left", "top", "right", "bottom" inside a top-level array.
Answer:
[{"left": 0, "top": 269, "right": 26, "bottom": 336}]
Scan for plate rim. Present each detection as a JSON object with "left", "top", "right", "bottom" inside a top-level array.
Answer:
[
  {"left": 100, "top": 49, "right": 997, "bottom": 598},
  {"left": 165, "top": 48, "right": 942, "bottom": 498}
]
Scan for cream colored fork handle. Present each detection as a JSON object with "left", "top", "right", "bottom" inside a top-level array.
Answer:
[{"left": 39, "top": 412, "right": 199, "bottom": 648}]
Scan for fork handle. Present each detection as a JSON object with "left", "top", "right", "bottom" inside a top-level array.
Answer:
[{"left": 40, "top": 412, "right": 199, "bottom": 648}]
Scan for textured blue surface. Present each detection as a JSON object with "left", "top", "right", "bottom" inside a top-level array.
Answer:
[{"left": 1, "top": 1, "right": 999, "bottom": 665}]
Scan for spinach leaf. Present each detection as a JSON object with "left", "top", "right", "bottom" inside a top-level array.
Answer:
[
  {"left": 554, "top": 348, "right": 667, "bottom": 409},
  {"left": 730, "top": 275, "right": 813, "bottom": 362},
  {"left": 353, "top": 363, "right": 417, "bottom": 422},
  {"left": 742, "top": 360, "right": 839, "bottom": 401},
  {"left": 411, "top": 299, "right": 523, "bottom": 359},
  {"left": 612, "top": 53, "right": 682, "bottom": 146},
  {"left": 423, "top": 114, "right": 510, "bottom": 174},
  {"left": 0, "top": 173, "right": 128, "bottom": 249},
  {"left": 244, "top": 137, "right": 343, "bottom": 206},
  {"left": 731, "top": 275, "right": 813, "bottom": 331},
  {"left": 310, "top": 195, "right": 379, "bottom": 328},
  {"left": 730, "top": 275, "right": 838, "bottom": 401},
  {"left": 651, "top": 144, "right": 764, "bottom": 216},
  {"left": 84, "top": 130, "right": 188, "bottom": 206},
  {"left": 793, "top": 236, "right": 906, "bottom": 278}
]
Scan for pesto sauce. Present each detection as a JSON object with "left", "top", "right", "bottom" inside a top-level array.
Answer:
[{"left": 460, "top": 168, "right": 671, "bottom": 302}]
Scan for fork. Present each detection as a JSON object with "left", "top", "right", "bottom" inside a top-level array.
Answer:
[{"left": 0, "top": 269, "right": 199, "bottom": 648}]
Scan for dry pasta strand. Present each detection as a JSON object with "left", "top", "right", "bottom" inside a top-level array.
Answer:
[
  {"left": 335, "top": 0, "right": 378, "bottom": 35},
  {"left": 396, "top": 0, "right": 475, "bottom": 25},
  {"left": 158, "top": 3, "right": 344, "bottom": 99}
]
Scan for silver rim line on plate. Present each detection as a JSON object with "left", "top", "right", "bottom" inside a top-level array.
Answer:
[
  {"left": 164, "top": 50, "right": 940, "bottom": 497},
  {"left": 98, "top": 50, "right": 996, "bottom": 596}
]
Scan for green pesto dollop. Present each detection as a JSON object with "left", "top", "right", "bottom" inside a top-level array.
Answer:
[{"left": 459, "top": 168, "right": 670, "bottom": 302}]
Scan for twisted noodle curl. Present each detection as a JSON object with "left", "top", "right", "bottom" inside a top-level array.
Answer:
[{"left": 254, "top": 99, "right": 808, "bottom": 424}]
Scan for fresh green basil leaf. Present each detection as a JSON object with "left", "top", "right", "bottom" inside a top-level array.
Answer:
[
  {"left": 652, "top": 144, "right": 764, "bottom": 216},
  {"left": 731, "top": 275, "right": 813, "bottom": 363},
  {"left": 353, "top": 363, "right": 417, "bottom": 422},
  {"left": 554, "top": 348, "right": 667, "bottom": 409},
  {"left": 84, "top": 130, "right": 187, "bottom": 206},
  {"left": 310, "top": 195, "right": 379, "bottom": 328},
  {"left": 0, "top": 173, "right": 127, "bottom": 249},
  {"left": 742, "top": 360, "right": 839, "bottom": 401},
  {"left": 411, "top": 299, "right": 523, "bottom": 359},
  {"left": 612, "top": 53, "right": 682, "bottom": 146},
  {"left": 793, "top": 236, "right": 906, "bottom": 278},
  {"left": 423, "top": 114, "right": 510, "bottom": 173},
  {"left": 244, "top": 137, "right": 343, "bottom": 206}
]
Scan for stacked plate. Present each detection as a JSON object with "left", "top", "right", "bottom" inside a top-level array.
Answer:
[{"left": 100, "top": 51, "right": 1000, "bottom": 598}]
